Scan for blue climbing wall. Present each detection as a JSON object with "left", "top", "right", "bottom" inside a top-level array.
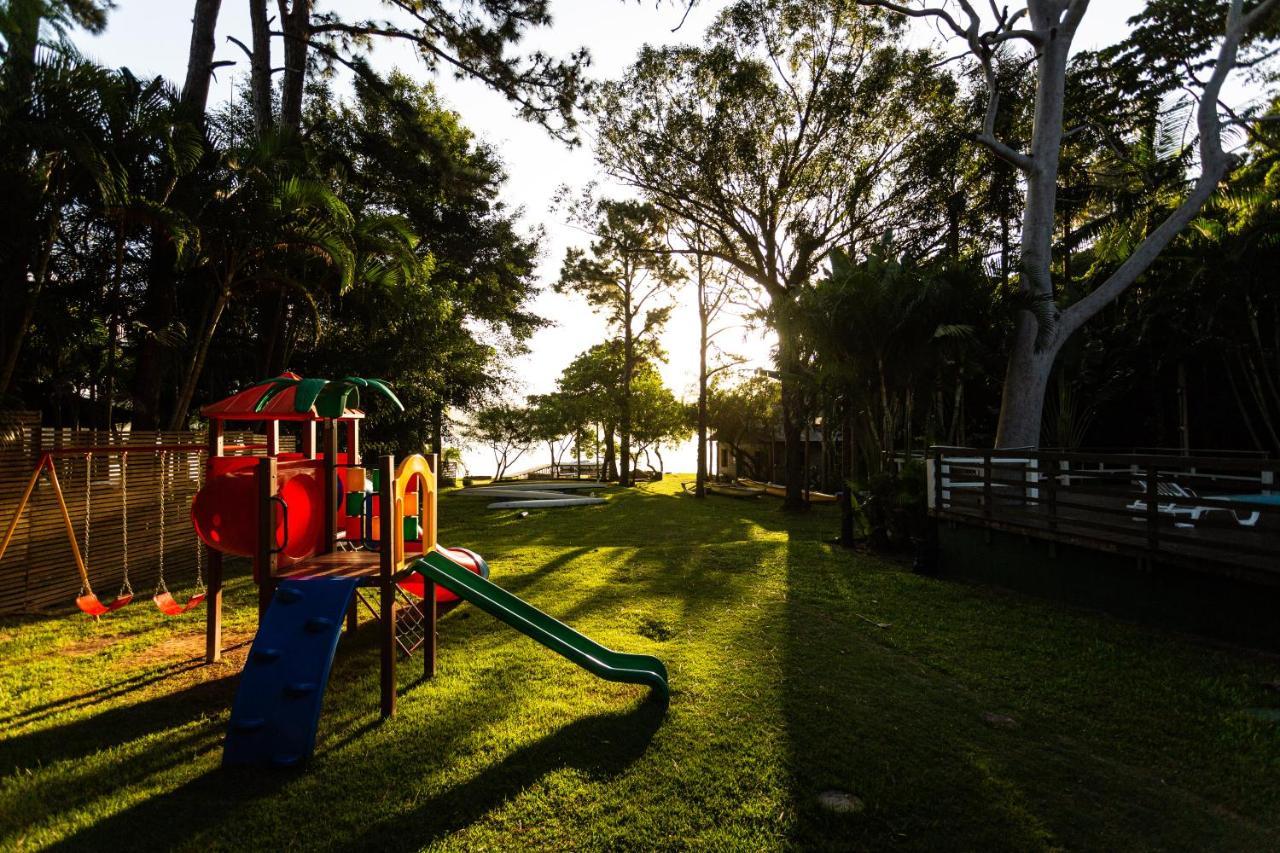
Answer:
[{"left": 223, "top": 578, "right": 360, "bottom": 768}]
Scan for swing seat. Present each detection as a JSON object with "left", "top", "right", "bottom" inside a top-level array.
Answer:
[
  {"left": 153, "top": 589, "right": 206, "bottom": 615},
  {"left": 76, "top": 591, "right": 134, "bottom": 617}
]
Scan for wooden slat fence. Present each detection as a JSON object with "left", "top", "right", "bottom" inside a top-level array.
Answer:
[{"left": 0, "top": 420, "right": 291, "bottom": 614}]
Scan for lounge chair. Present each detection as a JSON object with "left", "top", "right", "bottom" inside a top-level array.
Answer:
[{"left": 1127, "top": 479, "right": 1261, "bottom": 528}]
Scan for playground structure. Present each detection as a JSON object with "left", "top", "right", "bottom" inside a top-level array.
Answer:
[
  {"left": 1, "top": 374, "right": 668, "bottom": 766},
  {"left": 187, "top": 374, "right": 667, "bottom": 767}
]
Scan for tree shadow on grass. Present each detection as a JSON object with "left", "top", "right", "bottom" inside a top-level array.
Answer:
[
  {"left": 45, "top": 764, "right": 292, "bottom": 853},
  {"left": 351, "top": 699, "right": 665, "bottom": 851},
  {"left": 779, "top": 539, "right": 1280, "bottom": 851},
  {"left": 0, "top": 672, "right": 239, "bottom": 772},
  {"left": 44, "top": 697, "right": 662, "bottom": 852}
]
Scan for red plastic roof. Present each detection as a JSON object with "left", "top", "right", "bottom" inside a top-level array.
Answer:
[{"left": 201, "top": 372, "right": 366, "bottom": 422}]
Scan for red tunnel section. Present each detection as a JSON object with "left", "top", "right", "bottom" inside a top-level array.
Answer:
[{"left": 191, "top": 456, "right": 341, "bottom": 570}]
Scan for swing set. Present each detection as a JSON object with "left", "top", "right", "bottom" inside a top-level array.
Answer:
[{"left": 0, "top": 441, "right": 258, "bottom": 618}]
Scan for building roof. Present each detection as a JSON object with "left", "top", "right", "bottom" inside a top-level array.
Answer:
[{"left": 710, "top": 426, "right": 827, "bottom": 444}]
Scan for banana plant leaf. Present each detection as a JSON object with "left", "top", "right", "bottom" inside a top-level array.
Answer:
[
  {"left": 291, "top": 377, "right": 331, "bottom": 413},
  {"left": 238, "top": 374, "right": 402, "bottom": 417}
]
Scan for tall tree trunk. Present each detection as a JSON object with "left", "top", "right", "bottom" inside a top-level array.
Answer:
[
  {"left": 695, "top": 291, "right": 709, "bottom": 498},
  {"left": 102, "top": 223, "right": 127, "bottom": 432},
  {"left": 278, "top": 0, "right": 311, "bottom": 138},
  {"left": 619, "top": 294, "right": 634, "bottom": 488},
  {"left": 430, "top": 399, "right": 444, "bottom": 455},
  {"left": 0, "top": 0, "right": 45, "bottom": 390},
  {"left": 0, "top": 207, "right": 59, "bottom": 395},
  {"left": 994, "top": 28, "right": 1071, "bottom": 449},
  {"left": 180, "top": 0, "right": 223, "bottom": 117},
  {"left": 170, "top": 288, "right": 230, "bottom": 430},
  {"left": 602, "top": 425, "right": 618, "bottom": 481},
  {"left": 250, "top": 0, "right": 274, "bottom": 137},
  {"left": 131, "top": 0, "right": 223, "bottom": 428},
  {"left": 839, "top": 401, "right": 855, "bottom": 547},
  {"left": 258, "top": 290, "right": 288, "bottom": 375},
  {"left": 776, "top": 331, "right": 806, "bottom": 510}
]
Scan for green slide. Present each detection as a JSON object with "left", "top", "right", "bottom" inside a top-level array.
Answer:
[{"left": 414, "top": 549, "right": 670, "bottom": 701}]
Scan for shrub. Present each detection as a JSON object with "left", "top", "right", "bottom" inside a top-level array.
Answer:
[{"left": 856, "top": 461, "right": 928, "bottom": 550}]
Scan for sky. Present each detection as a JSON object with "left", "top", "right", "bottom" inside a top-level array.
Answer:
[{"left": 82, "top": 0, "right": 1145, "bottom": 475}]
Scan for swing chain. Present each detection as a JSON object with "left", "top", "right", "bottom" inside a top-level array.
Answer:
[
  {"left": 155, "top": 451, "right": 167, "bottom": 596},
  {"left": 194, "top": 454, "right": 205, "bottom": 595},
  {"left": 119, "top": 451, "right": 132, "bottom": 598},
  {"left": 81, "top": 453, "right": 91, "bottom": 596}
]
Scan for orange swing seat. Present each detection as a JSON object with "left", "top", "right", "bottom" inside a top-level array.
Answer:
[
  {"left": 76, "top": 589, "right": 134, "bottom": 617},
  {"left": 152, "top": 586, "right": 205, "bottom": 615}
]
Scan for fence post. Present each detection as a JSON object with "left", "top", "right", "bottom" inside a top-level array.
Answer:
[
  {"left": 928, "top": 450, "right": 941, "bottom": 513},
  {"left": 1145, "top": 464, "right": 1159, "bottom": 552},
  {"left": 1046, "top": 453, "right": 1058, "bottom": 531},
  {"left": 983, "top": 451, "right": 993, "bottom": 521}
]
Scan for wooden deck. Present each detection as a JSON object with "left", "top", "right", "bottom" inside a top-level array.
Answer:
[{"left": 277, "top": 550, "right": 382, "bottom": 579}]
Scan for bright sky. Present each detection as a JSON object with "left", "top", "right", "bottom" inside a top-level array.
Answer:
[{"left": 83, "top": 0, "right": 1145, "bottom": 475}]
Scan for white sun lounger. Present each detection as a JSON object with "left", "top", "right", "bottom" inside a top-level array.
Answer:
[{"left": 1127, "top": 480, "right": 1260, "bottom": 528}]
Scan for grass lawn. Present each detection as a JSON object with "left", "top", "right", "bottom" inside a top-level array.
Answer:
[{"left": 2, "top": 475, "right": 1280, "bottom": 851}]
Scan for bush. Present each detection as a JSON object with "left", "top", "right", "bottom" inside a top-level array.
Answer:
[
  {"left": 462, "top": 475, "right": 474, "bottom": 487},
  {"left": 856, "top": 461, "right": 928, "bottom": 550}
]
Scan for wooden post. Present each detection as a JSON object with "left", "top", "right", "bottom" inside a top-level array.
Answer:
[
  {"left": 1145, "top": 464, "right": 1159, "bottom": 552},
  {"left": 265, "top": 420, "right": 280, "bottom": 457},
  {"left": 302, "top": 421, "right": 316, "bottom": 459},
  {"left": 205, "top": 422, "right": 224, "bottom": 663},
  {"left": 323, "top": 419, "right": 338, "bottom": 553},
  {"left": 256, "top": 456, "right": 278, "bottom": 620},
  {"left": 1045, "top": 453, "right": 1058, "bottom": 532},
  {"left": 426, "top": 453, "right": 439, "bottom": 550},
  {"left": 348, "top": 419, "right": 360, "bottom": 466},
  {"left": 931, "top": 448, "right": 943, "bottom": 512},
  {"left": 983, "top": 451, "right": 993, "bottom": 521},
  {"left": 379, "top": 454, "right": 396, "bottom": 718},
  {"left": 424, "top": 579, "right": 437, "bottom": 679}
]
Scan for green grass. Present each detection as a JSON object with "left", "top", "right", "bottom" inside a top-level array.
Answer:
[{"left": 2, "top": 475, "right": 1280, "bottom": 851}]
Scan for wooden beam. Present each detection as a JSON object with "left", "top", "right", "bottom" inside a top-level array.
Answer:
[
  {"left": 256, "top": 456, "right": 278, "bottom": 621},
  {"left": 323, "top": 420, "right": 338, "bottom": 553},
  {"left": 205, "top": 421, "right": 224, "bottom": 663},
  {"left": 426, "top": 453, "right": 439, "bottom": 550},
  {"left": 302, "top": 421, "right": 316, "bottom": 459},
  {"left": 424, "top": 579, "right": 437, "bottom": 679},
  {"left": 265, "top": 420, "right": 280, "bottom": 457},
  {"left": 379, "top": 453, "right": 396, "bottom": 718}
]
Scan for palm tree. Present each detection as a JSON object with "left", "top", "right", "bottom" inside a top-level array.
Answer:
[
  {"left": 93, "top": 70, "right": 201, "bottom": 428},
  {"left": 0, "top": 49, "right": 116, "bottom": 395},
  {"left": 168, "top": 135, "right": 357, "bottom": 428},
  {"left": 806, "top": 242, "right": 976, "bottom": 471}
]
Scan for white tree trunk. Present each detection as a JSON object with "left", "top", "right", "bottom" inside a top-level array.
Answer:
[{"left": 864, "top": 0, "right": 1271, "bottom": 449}]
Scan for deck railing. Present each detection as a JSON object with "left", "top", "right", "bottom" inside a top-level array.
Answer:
[{"left": 928, "top": 447, "right": 1280, "bottom": 577}]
